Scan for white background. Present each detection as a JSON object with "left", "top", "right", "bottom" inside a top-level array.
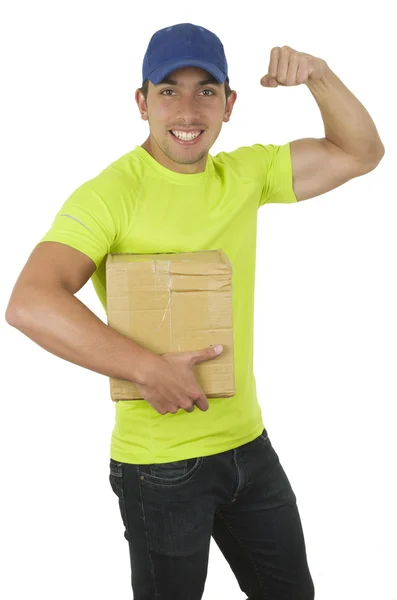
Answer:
[{"left": 1, "top": 1, "right": 396, "bottom": 599}]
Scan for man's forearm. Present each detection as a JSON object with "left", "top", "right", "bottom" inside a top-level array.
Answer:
[
  {"left": 306, "top": 62, "right": 385, "bottom": 161},
  {"left": 6, "top": 287, "right": 158, "bottom": 386}
]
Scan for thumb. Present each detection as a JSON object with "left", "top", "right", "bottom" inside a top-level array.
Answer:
[
  {"left": 190, "top": 344, "right": 223, "bottom": 364},
  {"left": 260, "top": 74, "right": 279, "bottom": 87}
]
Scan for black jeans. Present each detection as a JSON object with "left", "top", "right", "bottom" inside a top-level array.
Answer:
[{"left": 109, "top": 428, "right": 315, "bottom": 600}]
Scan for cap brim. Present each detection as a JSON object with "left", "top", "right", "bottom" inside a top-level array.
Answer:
[{"left": 147, "top": 58, "right": 227, "bottom": 85}]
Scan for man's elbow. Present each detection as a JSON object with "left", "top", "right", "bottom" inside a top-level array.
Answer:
[
  {"left": 5, "top": 294, "right": 37, "bottom": 328},
  {"left": 5, "top": 302, "right": 25, "bottom": 328},
  {"left": 369, "top": 144, "right": 386, "bottom": 169}
]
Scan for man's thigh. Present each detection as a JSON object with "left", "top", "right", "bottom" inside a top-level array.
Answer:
[
  {"left": 109, "top": 456, "right": 214, "bottom": 600},
  {"left": 211, "top": 432, "right": 315, "bottom": 600}
]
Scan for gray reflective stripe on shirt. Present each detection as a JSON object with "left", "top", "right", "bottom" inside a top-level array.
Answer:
[{"left": 59, "top": 213, "right": 94, "bottom": 234}]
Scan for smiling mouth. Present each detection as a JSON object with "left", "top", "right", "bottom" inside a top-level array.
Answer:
[{"left": 169, "top": 130, "right": 204, "bottom": 142}]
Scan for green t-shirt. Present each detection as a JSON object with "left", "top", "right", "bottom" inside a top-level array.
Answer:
[{"left": 38, "top": 142, "right": 297, "bottom": 464}]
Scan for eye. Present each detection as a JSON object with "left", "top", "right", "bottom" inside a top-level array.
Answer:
[{"left": 160, "top": 89, "right": 215, "bottom": 96}]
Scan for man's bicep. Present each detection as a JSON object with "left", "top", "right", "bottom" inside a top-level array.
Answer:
[
  {"left": 6, "top": 242, "right": 97, "bottom": 323},
  {"left": 20, "top": 242, "right": 96, "bottom": 294},
  {"left": 289, "top": 137, "right": 375, "bottom": 202},
  {"left": 7, "top": 179, "right": 117, "bottom": 316}
]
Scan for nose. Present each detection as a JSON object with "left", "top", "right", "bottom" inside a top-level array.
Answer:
[{"left": 175, "top": 95, "right": 201, "bottom": 123}]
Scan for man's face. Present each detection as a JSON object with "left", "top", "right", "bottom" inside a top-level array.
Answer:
[{"left": 136, "top": 66, "right": 237, "bottom": 174}]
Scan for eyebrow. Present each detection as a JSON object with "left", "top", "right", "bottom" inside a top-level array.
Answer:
[{"left": 155, "top": 75, "right": 220, "bottom": 87}]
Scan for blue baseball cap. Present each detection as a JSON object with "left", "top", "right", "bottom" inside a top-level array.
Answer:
[{"left": 142, "top": 23, "right": 229, "bottom": 86}]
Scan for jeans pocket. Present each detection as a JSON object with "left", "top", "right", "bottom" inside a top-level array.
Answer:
[
  {"left": 138, "top": 456, "right": 203, "bottom": 486},
  {"left": 109, "top": 459, "right": 130, "bottom": 535},
  {"left": 109, "top": 458, "right": 125, "bottom": 498}
]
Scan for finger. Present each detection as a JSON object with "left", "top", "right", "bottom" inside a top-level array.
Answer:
[
  {"left": 190, "top": 345, "right": 223, "bottom": 364},
  {"left": 194, "top": 393, "right": 209, "bottom": 412},
  {"left": 286, "top": 52, "right": 300, "bottom": 85},
  {"left": 268, "top": 47, "right": 280, "bottom": 80},
  {"left": 277, "top": 47, "right": 290, "bottom": 83}
]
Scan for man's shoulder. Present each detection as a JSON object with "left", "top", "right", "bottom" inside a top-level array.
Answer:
[
  {"left": 214, "top": 142, "right": 286, "bottom": 162},
  {"left": 98, "top": 147, "right": 144, "bottom": 180},
  {"left": 85, "top": 148, "right": 144, "bottom": 197},
  {"left": 212, "top": 143, "right": 282, "bottom": 181}
]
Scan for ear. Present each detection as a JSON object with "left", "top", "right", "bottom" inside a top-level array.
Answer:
[
  {"left": 223, "top": 90, "right": 237, "bottom": 122},
  {"left": 135, "top": 89, "right": 148, "bottom": 121}
]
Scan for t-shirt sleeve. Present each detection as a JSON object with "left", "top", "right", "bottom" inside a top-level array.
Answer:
[
  {"left": 37, "top": 179, "right": 118, "bottom": 269},
  {"left": 218, "top": 141, "right": 297, "bottom": 207},
  {"left": 252, "top": 142, "right": 298, "bottom": 207}
]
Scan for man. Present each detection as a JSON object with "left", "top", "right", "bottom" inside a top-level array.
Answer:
[{"left": 5, "top": 22, "right": 384, "bottom": 600}]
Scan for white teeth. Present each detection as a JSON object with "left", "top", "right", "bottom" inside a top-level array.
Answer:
[{"left": 171, "top": 130, "right": 202, "bottom": 141}]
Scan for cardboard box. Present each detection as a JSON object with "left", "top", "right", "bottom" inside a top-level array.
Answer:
[{"left": 106, "top": 249, "right": 235, "bottom": 401}]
